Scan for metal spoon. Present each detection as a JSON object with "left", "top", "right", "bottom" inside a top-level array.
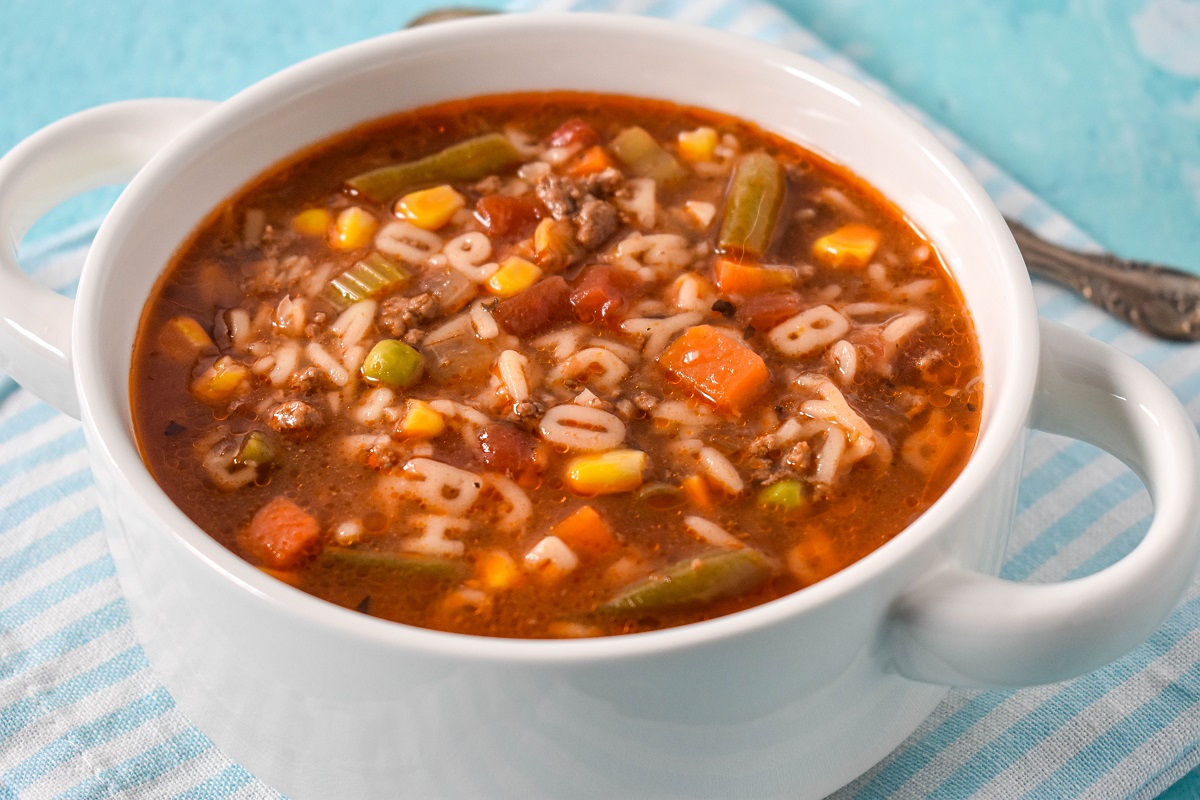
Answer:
[{"left": 406, "top": 7, "right": 1200, "bottom": 341}]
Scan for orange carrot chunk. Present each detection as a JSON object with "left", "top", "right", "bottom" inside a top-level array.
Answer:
[
  {"left": 712, "top": 257, "right": 793, "bottom": 295},
  {"left": 240, "top": 496, "right": 321, "bottom": 570},
  {"left": 551, "top": 505, "right": 618, "bottom": 556},
  {"left": 657, "top": 325, "right": 770, "bottom": 413},
  {"left": 566, "top": 145, "right": 615, "bottom": 177}
]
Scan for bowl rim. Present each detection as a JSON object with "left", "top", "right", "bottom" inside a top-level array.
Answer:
[{"left": 75, "top": 11, "right": 1037, "bottom": 664}]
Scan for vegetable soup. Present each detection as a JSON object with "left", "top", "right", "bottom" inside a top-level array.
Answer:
[{"left": 131, "top": 93, "right": 982, "bottom": 638}]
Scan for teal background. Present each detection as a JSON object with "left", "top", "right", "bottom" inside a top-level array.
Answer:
[
  {"left": 2, "top": 0, "right": 1198, "bottom": 273},
  {"left": 2, "top": 0, "right": 1199, "bottom": 795}
]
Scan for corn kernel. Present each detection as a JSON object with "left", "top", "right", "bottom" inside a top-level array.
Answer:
[
  {"left": 677, "top": 127, "right": 719, "bottom": 162},
  {"left": 292, "top": 208, "right": 332, "bottom": 237},
  {"left": 478, "top": 548, "right": 522, "bottom": 590},
  {"left": 486, "top": 256, "right": 543, "bottom": 298},
  {"left": 192, "top": 356, "right": 249, "bottom": 402},
  {"left": 400, "top": 399, "right": 446, "bottom": 439},
  {"left": 565, "top": 449, "right": 648, "bottom": 495},
  {"left": 331, "top": 206, "right": 378, "bottom": 250},
  {"left": 812, "top": 223, "right": 881, "bottom": 268},
  {"left": 394, "top": 184, "right": 466, "bottom": 231}
]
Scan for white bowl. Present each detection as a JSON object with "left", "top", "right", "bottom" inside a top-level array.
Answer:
[{"left": 1, "top": 14, "right": 1197, "bottom": 799}]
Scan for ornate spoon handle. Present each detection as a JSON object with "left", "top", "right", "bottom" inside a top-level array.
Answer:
[{"left": 1007, "top": 219, "right": 1200, "bottom": 341}]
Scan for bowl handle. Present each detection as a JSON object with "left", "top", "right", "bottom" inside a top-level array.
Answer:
[
  {"left": 889, "top": 319, "right": 1200, "bottom": 687},
  {"left": 0, "top": 99, "right": 216, "bottom": 418}
]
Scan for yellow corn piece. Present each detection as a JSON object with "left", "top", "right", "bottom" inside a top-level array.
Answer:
[
  {"left": 393, "top": 184, "right": 465, "bottom": 231},
  {"left": 399, "top": 399, "right": 446, "bottom": 439},
  {"left": 565, "top": 449, "right": 648, "bottom": 496},
  {"left": 477, "top": 549, "right": 522, "bottom": 590},
  {"left": 158, "top": 316, "right": 214, "bottom": 360},
  {"left": 291, "top": 208, "right": 332, "bottom": 237},
  {"left": 486, "top": 256, "right": 543, "bottom": 298},
  {"left": 812, "top": 223, "right": 881, "bottom": 268},
  {"left": 677, "top": 126, "right": 719, "bottom": 162},
  {"left": 191, "top": 356, "right": 249, "bottom": 402},
  {"left": 331, "top": 206, "right": 378, "bottom": 250}
]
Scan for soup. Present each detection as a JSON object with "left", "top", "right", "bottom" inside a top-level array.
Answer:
[{"left": 131, "top": 92, "right": 981, "bottom": 638}]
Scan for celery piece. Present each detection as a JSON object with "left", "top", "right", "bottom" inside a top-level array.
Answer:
[
  {"left": 361, "top": 339, "right": 424, "bottom": 388},
  {"left": 636, "top": 482, "right": 687, "bottom": 510},
  {"left": 609, "top": 126, "right": 686, "bottom": 183},
  {"left": 718, "top": 152, "right": 785, "bottom": 258},
  {"left": 756, "top": 479, "right": 804, "bottom": 512},
  {"left": 325, "top": 252, "right": 412, "bottom": 309},
  {"left": 599, "top": 549, "right": 772, "bottom": 614},
  {"left": 346, "top": 133, "right": 522, "bottom": 202},
  {"left": 317, "top": 547, "right": 467, "bottom": 581}
]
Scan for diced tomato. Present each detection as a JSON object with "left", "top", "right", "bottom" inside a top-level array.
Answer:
[
  {"left": 570, "top": 265, "right": 636, "bottom": 327},
  {"left": 239, "top": 496, "right": 321, "bottom": 570},
  {"left": 737, "top": 291, "right": 805, "bottom": 331},
  {"left": 492, "top": 276, "right": 573, "bottom": 336},
  {"left": 473, "top": 423, "right": 539, "bottom": 478},
  {"left": 657, "top": 324, "right": 771, "bottom": 414},
  {"left": 474, "top": 194, "right": 541, "bottom": 239},
  {"left": 546, "top": 117, "right": 600, "bottom": 149}
]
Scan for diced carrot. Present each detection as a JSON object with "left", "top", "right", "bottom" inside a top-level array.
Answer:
[
  {"left": 477, "top": 548, "right": 523, "bottom": 590},
  {"left": 566, "top": 145, "right": 614, "bottom": 177},
  {"left": 551, "top": 505, "right": 618, "bottom": 556},
  {"left": 713, "top": 257, "right": 794, "bottom": 295},
  {"left": 657, "top": 324, "right": 771, "bottom": 413},
  {"left": 239, "top": 496, "right": 321, "bottom": 570},
  {"left": 682, "top": 475, "right": 713, "bottom": 510}
]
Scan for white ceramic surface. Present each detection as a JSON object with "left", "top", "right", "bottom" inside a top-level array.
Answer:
[{"left": 1, "top": 14, "right": 1198, "bottom": 799}]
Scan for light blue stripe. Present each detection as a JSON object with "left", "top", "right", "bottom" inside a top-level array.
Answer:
[
  {"left": 0, "top": 469, "right": 93, "bottom": 535},
  {"left": 3, "top": 687, "right": 175, "bottom": 791},
  {"left": 1166, "top": 359, "right": 1200, "bottom": 403},
  {"left": 0, "top": 403, "right": 57, "bottom": 445},
  {"left": 0, "top": 645, "right": 148, "bottom": 740},
  {"left": 1065, "top": 511, "right": 1151, "bottom": 580},
  {"left": 0, "top": 507, "right": 102, "bottom": 586},
  {"left": 1034, "top": 285, "right": 1084, "bottom": 321},
  {"left": 0, "top": 429, "right": 86, "bottom": 488},
  {"left": 0, "top": 598, "right": 128, "bottom": 681},
  {"left": 0, "top": 554, "right": 115, "bottom": 633},
  {"left": 1011, "top": 439, "right": 1091, "bottom": 516},
  {"left": 1025, "top": 661, "right": 1200, "bottom": 799},
  {"left": 173, "top": 763, "right": 258, "bottom": 800},
  {"left": 917, "top": 594, "right": 1200, "bottom": 799},
  {"left": 851, "top": 691, "right": 1011, "bottom": 799},
  {"left": 1002, "top": 470, "right": 1142, "bottom": 582},
  {"left": 58, "top": 727, "right": 211, "bottom": 800}
]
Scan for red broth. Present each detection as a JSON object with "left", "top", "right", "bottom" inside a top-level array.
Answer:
[{"left": 131, "top": 93, "right": 981, "bottom": 638}]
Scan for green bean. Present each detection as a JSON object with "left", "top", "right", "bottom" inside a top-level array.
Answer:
[
  {"left": 361, "top": 339, "right": 424, "bottom": 389},
  {"left": 599, "top": 548, "right": 772, "bottom": 614},
  {"left": 756, "top": 479, "right": 805, "bottom": 512},
  {"left": 609, "top": 126, "right": 686, "bottom": 183},
  {"left": 325, "top": 252, "right": 412, "bottom": 309},
  {"left": 317, "top": 547, "right": 467, "bottom": 581},
  {"left": 234, "top": 430, "right": 278, "bottom": 469},
  {"left": 718, "top": 152, "right": 785, "bottom": 258},
  {"left": 346, "top": 133, "right": 522, "bottom": 202}
]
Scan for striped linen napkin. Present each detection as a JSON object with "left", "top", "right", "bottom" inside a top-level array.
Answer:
[{"left": 3, "top": 1, "right": 1199, "bottom": 798}]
